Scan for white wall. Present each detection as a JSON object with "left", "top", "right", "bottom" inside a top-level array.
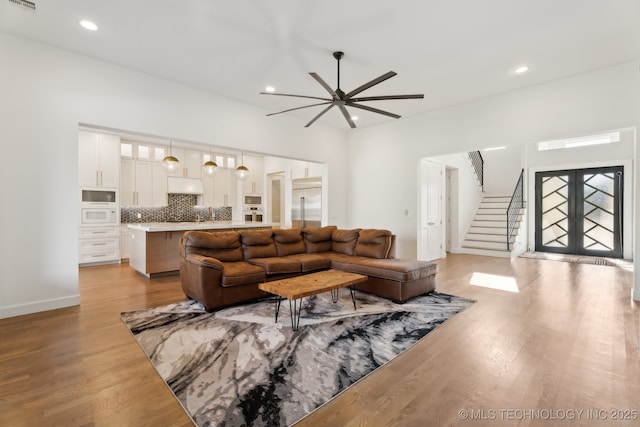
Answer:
[
  {"left": 427, "top": 152, "right": 483, "bottom": 251},
  {"left": 0, "top": 33, "right": 348, "bottom": 318},
  {"left": 482, "top": 145, "right": 525, "bottom": 195},
  {"left": 347, "top": 58, "right": 640, "bottom": 302},
  {"left": 525, "top": 128, "right": 635, "bottom": 259}
]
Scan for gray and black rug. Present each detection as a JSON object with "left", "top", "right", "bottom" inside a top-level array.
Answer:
[{"left": 121, "top": 290, "right": 474, "bottom": 426}]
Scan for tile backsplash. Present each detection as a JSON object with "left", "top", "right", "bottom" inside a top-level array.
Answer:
[{"left": 121, "top": 194, "right": 232, "bottom": 223}]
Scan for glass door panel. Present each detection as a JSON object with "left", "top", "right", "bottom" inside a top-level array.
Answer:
[{"left": 535, "top": 167, "right": 622, "bottom": 258}]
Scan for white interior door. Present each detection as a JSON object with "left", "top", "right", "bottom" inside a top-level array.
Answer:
[{"left": 419, "top": 159, "right": 445, "bottom": 261}]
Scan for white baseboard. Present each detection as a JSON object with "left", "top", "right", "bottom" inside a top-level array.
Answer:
[{"left": 0, "top": 295, "right": 80, "bottom": 319}]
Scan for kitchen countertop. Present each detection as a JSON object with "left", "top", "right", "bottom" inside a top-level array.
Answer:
[{"left": 127, "top": 221, "right": 277, "bottom": 232}]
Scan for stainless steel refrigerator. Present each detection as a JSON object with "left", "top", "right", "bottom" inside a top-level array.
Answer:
[{"left": 292, "top": 179, "right": 321, "bottom": 228}]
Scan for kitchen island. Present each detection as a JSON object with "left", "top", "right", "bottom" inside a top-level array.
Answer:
[{"left": 128, "top": 221, "right": 276, "bottom": 277}]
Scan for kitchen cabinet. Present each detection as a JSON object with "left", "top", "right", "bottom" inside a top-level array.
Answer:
[
  {"left": 120, "top": 159, "right": 168, "bottom": 206},
  {"left": 241, "top": 155, "right": 264, "bottom": 196},
  {"left": 120, "top": 225, "right": 131, "bottom": 260},
  {"left": 170, "top": 148, "right": 203, "bottom": 178},
  {"left": 78, "top": 131, "right": 120, "bottom": 188},
  {"left": 78, "top": 226, "right": 120, "bottom": 265},
  {"left": 290, "top": 160, "right": 324, "bottom": 180},
  {"left": 203, "top": 168, "right": 236, "bottom": 208}
]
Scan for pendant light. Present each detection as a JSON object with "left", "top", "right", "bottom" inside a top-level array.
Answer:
[
  {"left": 235, "top": 152, "right": 249, "bottom": 180},
  {"left": 203, "top": 146, "right": 218, "bottom": 176},
  {"left": 162, "top": 140, "right": 180, "bottom": 174}
]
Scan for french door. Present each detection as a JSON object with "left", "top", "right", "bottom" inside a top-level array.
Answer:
[{"left": 535, "top": 166, "right": 623, "bottom": 258}]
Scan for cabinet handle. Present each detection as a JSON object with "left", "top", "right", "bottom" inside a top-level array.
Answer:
[
  {"left": 92, "top": 254, "right": 107, "bottom": 258},
  {"left": 252, "top": 182, "right": 256, "bottom": 193},
  {"left": 96, "top": 171, "right": 99, "bottom": 186},
  {"left": 224, "top": 195, "right": 228, "bottom": 206},
  {"left": 93, "top": 231, "right": 107, "bottom": 234},
  {"left": 92, "top": 243, "right": 107, "bottom": 246}
]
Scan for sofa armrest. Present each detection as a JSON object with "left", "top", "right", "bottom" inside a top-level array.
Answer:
[
  {"left": 180, "top": 255, "right": 224, "bottom": 311},
  {"left": 184, "top": 253, "right": 224, "bottom": 270}
]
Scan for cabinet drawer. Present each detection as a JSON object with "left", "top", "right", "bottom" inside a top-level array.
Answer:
[
  {"left": 79, "top": 237, "right": 119, "bottom": 253},
  {"left": 79, "top": 249, "right": 120, "bottom": 264},
  {"left": 79, "top": 227, "right": 119, "bottom": 238}
]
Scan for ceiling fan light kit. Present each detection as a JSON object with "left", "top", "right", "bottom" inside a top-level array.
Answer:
[{"left": 260, "top": 51, "right": 424, "bottom": 129}]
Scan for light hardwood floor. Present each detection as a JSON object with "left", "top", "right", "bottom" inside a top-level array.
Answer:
[{"left": 1, "top": 254, "right": 638, "bottom": 426}]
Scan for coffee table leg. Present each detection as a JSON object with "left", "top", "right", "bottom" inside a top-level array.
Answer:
[
  {"left": 349, "top": 286, "right": 357, "bottom": 310},
  {"left": 289, "top": 298, "right": 302, "bottom": 331},
  {"left": 330, "top": 288, "right": 339, "bottom": 303},
  {"left": 274, "top": 297, "right": 282, "bottom": 323}
]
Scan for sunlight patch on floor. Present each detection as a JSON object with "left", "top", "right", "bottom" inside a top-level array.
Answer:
[{"left": 469, "top": 272, "right": 519, "bottom": 293}]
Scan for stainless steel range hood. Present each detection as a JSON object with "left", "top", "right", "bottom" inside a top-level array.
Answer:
[{"left": 167, "top": 177, "right": 205, "bottom": 194}]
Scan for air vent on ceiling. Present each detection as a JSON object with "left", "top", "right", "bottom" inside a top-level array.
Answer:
[{"left": 8, "top": 0, "right": 36, "bottom": 12}]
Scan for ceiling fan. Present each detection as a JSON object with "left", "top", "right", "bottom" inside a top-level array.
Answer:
[{"left": 260, "top": 51, "right": 424, "bottom": 129}]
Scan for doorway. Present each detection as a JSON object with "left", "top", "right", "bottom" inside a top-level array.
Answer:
[{"left": 534, "top": 166, "right": 623, "bottom": 258}]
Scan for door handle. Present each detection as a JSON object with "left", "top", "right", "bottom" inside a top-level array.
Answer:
[{"left": 428, "top": 222, "right": 436, "bottom": 226}]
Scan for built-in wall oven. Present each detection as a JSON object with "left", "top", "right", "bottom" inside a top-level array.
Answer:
[
  {"left": 244, "top": 194, "right": 263, "bottom": 222},
  {"left": 244, "top": 207, "right": 263, "bottom": 223}
]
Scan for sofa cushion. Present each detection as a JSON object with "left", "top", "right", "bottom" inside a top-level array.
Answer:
[
  {"left": 303, "top": 225, "right": 337, "bottom": 253},
  {"left": 274, "top": 229, "right": 306, "bottom": 256},
  {"left": 246, "top": 257, "right": 301, "bottom": 275},
  {"left": 355, "top": 229, "right": 393, "bottom": 259},
  {"left": 283, "top": 253, "right": 332, "bottom": 272},
  {"left": 181, "top": 230, "right": 244, "bottom": 262},
  {"left": 332, "top": 228, "right": 361, "bottom": 255},
  {"left": 220, "top": 261, "right": 267, "bottom": 287},
  {"left": 240, "top": 230, "right": 277, "bottom": 259},
  {"left": 332, "top": 258, "right": 438, "bottom": 282}
]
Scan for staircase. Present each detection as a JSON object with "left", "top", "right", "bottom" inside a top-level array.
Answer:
[{"left": 461, "top": 194, "right": 525, "bottom": 257}]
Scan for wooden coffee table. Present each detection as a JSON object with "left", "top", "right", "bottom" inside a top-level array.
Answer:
[{"left": 259, "top": 269, "right": 368, "bottom": 330}]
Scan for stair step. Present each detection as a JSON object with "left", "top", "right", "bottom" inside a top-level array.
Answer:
[
  {"left": 462, "top": 240, "right": 510, "bottom": 250},
  {"left": 480, "top": 202, "right": 510, "bottom": 209},
  {"left": 471, "top": 220, "right": 509, "bottom": 228},
  {"left": 477, "top": 208, "right": 509, "bottom": 215},
  {"left": 467, "top": 226, "right": 507, "bottom": 234},
  {"left": 466, "top": 233, "right": 515, "bottom": 243},
  {"left": 474, "top": 214, "right": 522, "bottom": 222}
]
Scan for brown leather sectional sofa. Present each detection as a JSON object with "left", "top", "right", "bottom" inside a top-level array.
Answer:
[{"left": 179, "top": 225, "right": 438, "bottom": 311}]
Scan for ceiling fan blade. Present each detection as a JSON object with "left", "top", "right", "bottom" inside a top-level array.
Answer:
[
  {"left": 266, "top": 101, "right": 333, "bottom": 116},
  {"left": 346, "top": 102, "right": 401, "bottom": 119},
  {"left": 344, "top": 71, "right": 397, "bottom": 99},
  {"left": 338, "top": 105, "right": 356, "bottom": 129},
  {"left": 260, "top": 92, "right": 332, "bottom": 102},
  {"left": 309, "top": 73, "right": 339, "bottom": 100},
  {"left": 350, "top": 94, "right": 424, "bottom": 102},
  {"left": 305, "top": 104, "right": 335, "bottom": 127}
]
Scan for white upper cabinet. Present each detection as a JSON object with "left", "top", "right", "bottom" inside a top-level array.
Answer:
[
  {"left": 120, "top": 158, "right": 167, "bottom": 207},
  {"left": 170, "top": 148, "right": 203, "bottom": 178},
  {"left": 204, "top": 168, "right": 236, "bottom": 208},
  {"left": 241, "top": 155, "right": 264, "bottom": 195},
  {"left": 78, "top": 131, "right": 120, "bottom": 188}
]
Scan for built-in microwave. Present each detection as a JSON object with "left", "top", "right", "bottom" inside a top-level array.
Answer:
[
  {"left": 81, "top": 207, "right": 117, "bottom": 225},
  {"left": 244, "top": 194, "right": 262, "bottom": 206}
]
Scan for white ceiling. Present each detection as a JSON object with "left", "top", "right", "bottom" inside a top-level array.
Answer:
[{"left": 2, "top": 0, "right": 639, "bottom": 130}]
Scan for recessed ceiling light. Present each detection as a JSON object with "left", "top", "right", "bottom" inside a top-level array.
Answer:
[
  {"left": 80, "top": 20, "right": 99, "bottom": 31},
  {"left": 514, "top": 65, "right": 529, "bottom": 74},
  {"left": 351, "top": 116, "right": 358, "bottom": 121},
  {"left": 482, "top": 146, "right": 506, "bottom": 152},
  {"left": 264, "top": 86, "right": 275, "bottom": 92}
]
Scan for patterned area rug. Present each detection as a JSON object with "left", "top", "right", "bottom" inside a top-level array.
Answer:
[{"left": 121, "top": 291, "right": 474, "bottom": 426}]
